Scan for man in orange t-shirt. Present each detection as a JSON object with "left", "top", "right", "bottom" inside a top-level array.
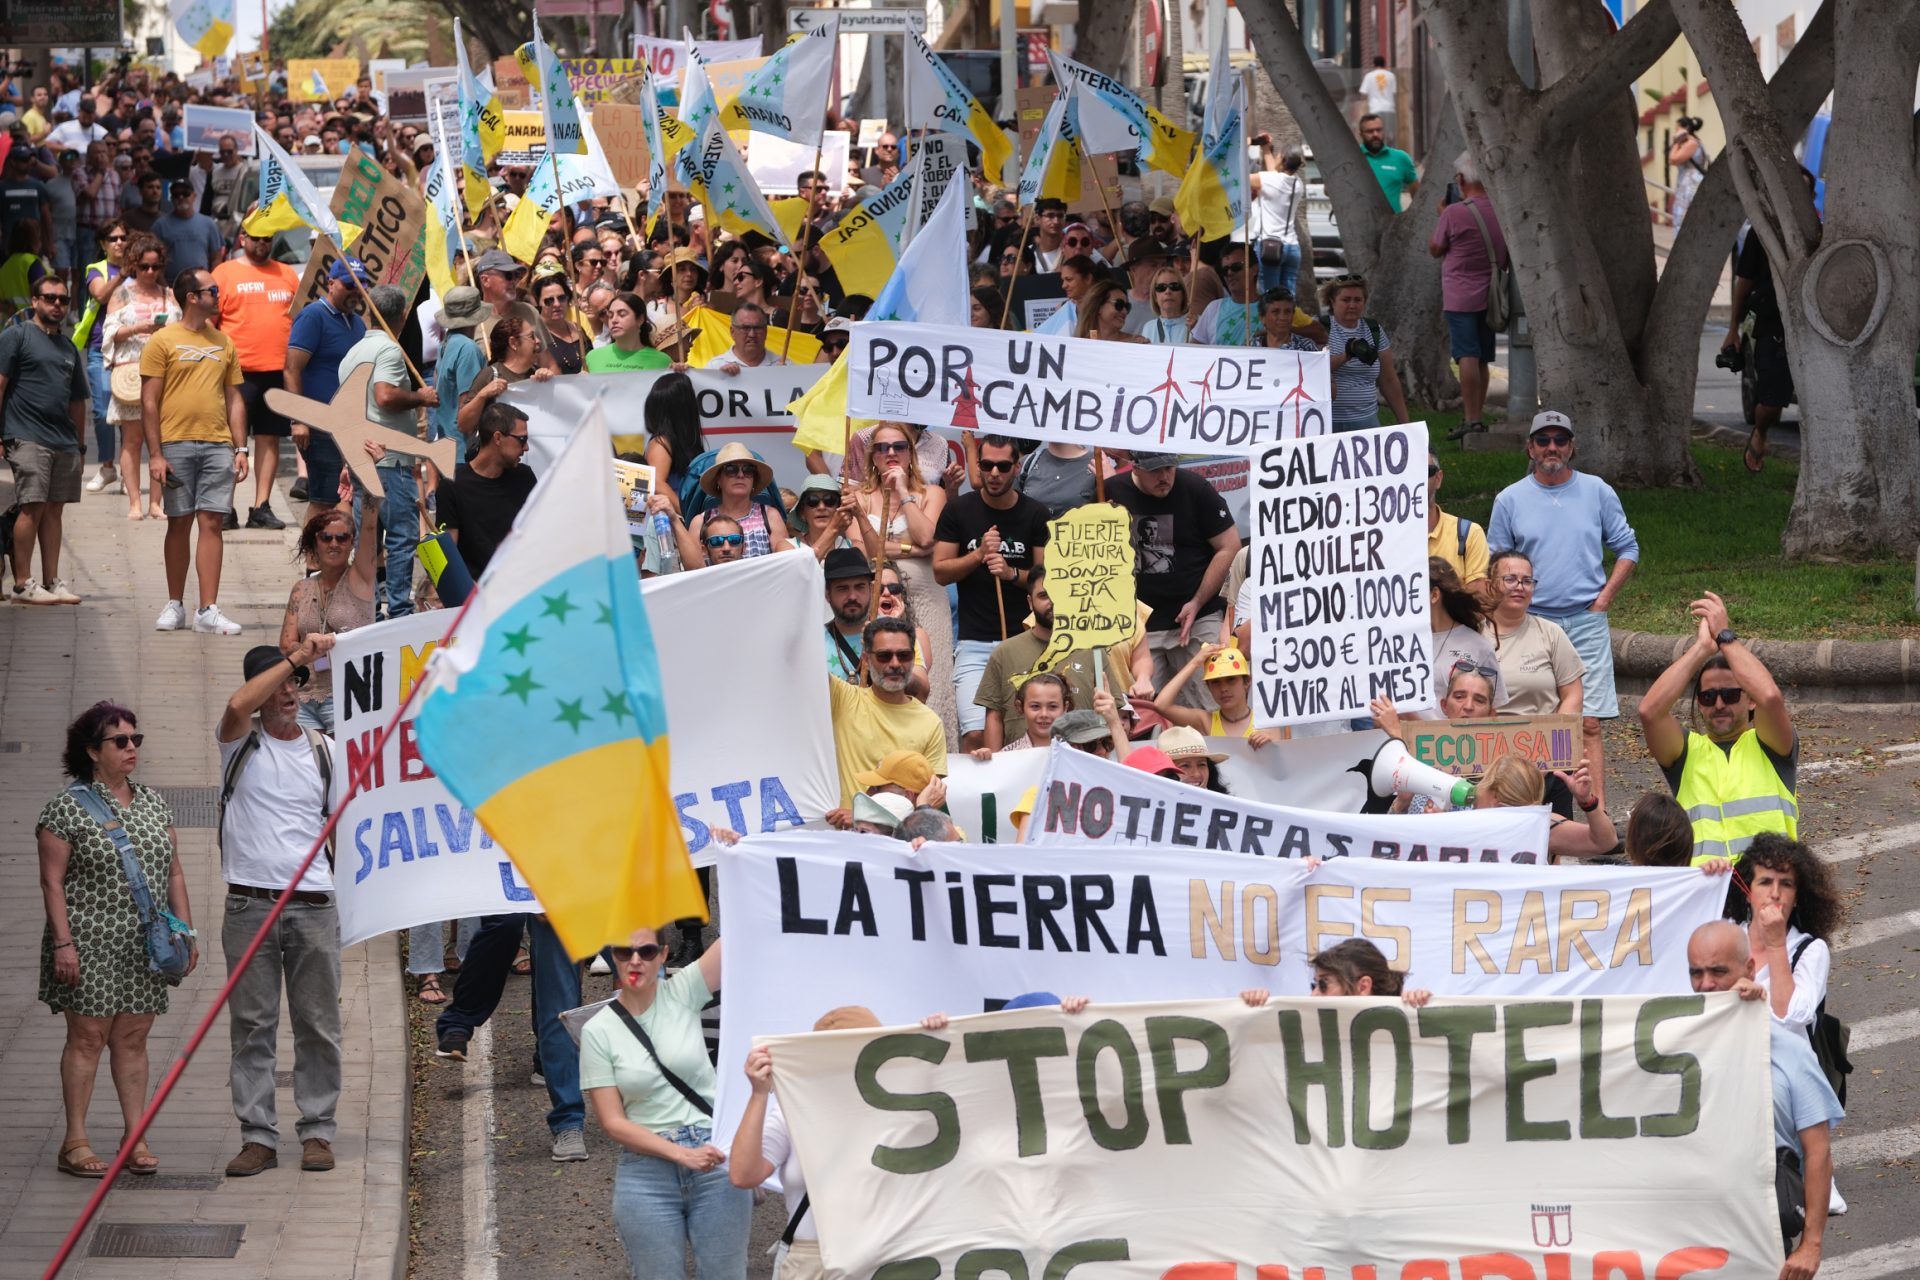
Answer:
[{"left": 214, "top": 229, "right": 300, "bottom": 529}]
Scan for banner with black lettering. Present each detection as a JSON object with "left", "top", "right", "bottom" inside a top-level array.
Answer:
[
  {"left": 845, "top": 320, "right": 1331, "bottom": 456},
  {"left": 1029, "top": 742, "right": 1550, "bottom": 861},
  {"left": 710, "top": 833, "right": 1726, "bottom": 1149},
  {"left": 331, "top": 554, "right": 836, "bottom": 944},
  {"left": 764, "top": 995, "right": 1778, "bottom": 1279}
]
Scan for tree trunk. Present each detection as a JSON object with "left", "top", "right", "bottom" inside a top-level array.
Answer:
[
  {"left": 1237, "top": 0, "right": 1459, "bottom": 409},
  {"left": 1074, "top": 0, "right": 1136, "bottom": 76},
  {"left": 1675, "top": 0, "right": 1920, "bottom": 559}
]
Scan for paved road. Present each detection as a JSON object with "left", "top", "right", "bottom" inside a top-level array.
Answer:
[{"left": 415, "top": 709, "right": 1920, "bottom": 1277}]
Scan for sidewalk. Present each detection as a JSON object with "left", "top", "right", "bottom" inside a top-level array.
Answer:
[{"left": 0, "top": 467, "right": 407, "bottom": 1280}]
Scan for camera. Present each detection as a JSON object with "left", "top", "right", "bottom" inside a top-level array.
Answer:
[{"left": 1714, "top": 345, "right": 1744, "bottom": 373}]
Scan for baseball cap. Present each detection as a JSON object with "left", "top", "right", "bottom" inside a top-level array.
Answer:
[
  {"left": 851, "top": 792, "right": 912, "bottom": 831},
  {"left": 243, "top": 644, "right": 308, "bottom": 687},
  {"left": 1204, "top": 647, "right": 1251, "bottom": 681},
  {"left": 1049, "top": 709, "right": 1111, "bottom": 745},
  {"left": 1149, "top": 196, "right": 1176, "bottom": 218},
  {"left": 1002, "top": 991, "right": 1063, "bottom": 1011},
  {"left": 1132, "top": 453, "right": 1182, "bottom": 471},
  {"left": 1529, "top": 410, "right": 1575, "bottom": 438},
  {"left": 327, "top": 256, "right": 372, "bottom": 285},
  {"left": 473, "top": 248, "right": 526, "bottom": 276},
  {"left": 1123, "top": 746, "right": 1182, "bottom": 779},
  {"left": 822, "top": 546, "right": 872, "bottom": 582},
  {"left": 855, "top": 749, "right": 934, "bottom": 794}
]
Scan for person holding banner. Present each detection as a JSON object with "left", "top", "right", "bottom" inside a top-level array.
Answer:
[
  {"left": 971, "top": 672, "right": 1072, "bottom": 757},
  {"left": 1159, "top": 725, "right": 1229, "bottom": 793},
  {"left": 1072, "top": 279, "right": 1148, "bottom": 345},
  {"left": 586, "top": 291, "right": 671, "bottom": 372},
  {"left": 581, "top": 929, "right": 750, "bottom": 1280},
  {"left": 1257, "top": 287, "right": 1327, "bottom": 354},
  {"left": 279, "top": 502, "right": 377, "bottom": 734},
  {"left": 1141, "top": 266, "right": 1191, "bottom": 345},
  {"left": 1189, "top": 252, "right": 1261, "bottom": 347},
  {"left": 1242, "top": 939, "right": 1433, "bottom": 1007}
]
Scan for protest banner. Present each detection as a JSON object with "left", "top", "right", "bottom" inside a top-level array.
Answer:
[
  {"left": 711, "top": 832, "right": 1728, "bottom": 1148},
  {"left": 856, "top": 117, "right": 888, "bottom": 148},
  {"left": 496, "top": 110, "right": 548, "bottom": 165},
  {"left": 589, "top": 103, "right": 649, "bottom": 190},
  {"left": 1250, "top": 422, "right": 1434, "bottom": 727},
  {"left": 1029, "top": 741, "right": 1550, "bottom": 862},
  {"left": 509, "top": 367, "right": 829, "bottom": 498},
  {"left": 943, "top": 749, "right": 1048, "bottom": 846},
  {"left": 330, "top": 147, "right": 428, "bottom": 297},
  {"left": 493, "top": 55, "right": 531, "bottom": 108},
  {"left": 289, "top": 57, "right": 360, "bottom": 102},
  {"left": 1033, "top": 502, "right": 1134, "bottom": 678},
  {"left": 845, "top": 321, "right": 1332, "bottom": 456},
  {"left": 378, "top": 66, "right": 455, "bottom": 125},
  {"left": 330, "top": 554, "right": 839, "bottom": 944},
  {"left": 1405, "top": 714, "right": 1582, "bottom": 779},
  {"left": 764, "top": 995, "right": 1779, "bottom": 1280},
  {"left": 904, "top": 134, "right": 966, "bottom": 240},
  {"left": 288, "top": 232, "right": 346, "bottom": 320},
  {"left": 1211, "top": 725, "right": 1389, "bottom": 810},
  {"left": 561, "top": 56, "right": 645, "bottom": 105},
  {"left": 634, "top": 35, "right": 763, "bottom": 89},
  {"left": 747, "top": 129, "right": 852, "bottom": 195},
  {"left": 182, "top": 104, "right": 254, "bottom": 153}
]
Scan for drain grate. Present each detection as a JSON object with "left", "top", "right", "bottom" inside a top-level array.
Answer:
[
  {"left": 153, "top": 786, "right": 221, "bottom": 829},
  {"left": 2, "top": 741, "right": 23, "bottom": 752},
  {"left": 117, "top": 1172, "right": 223, "bottom": 1191},
  {"left": 90, "top": 1223, "right": 244, "bottom": 1258}
]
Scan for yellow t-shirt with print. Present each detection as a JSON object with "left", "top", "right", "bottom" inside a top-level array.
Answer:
[{"left": 140, "top": 321, "right": 243, "bottom": 445}]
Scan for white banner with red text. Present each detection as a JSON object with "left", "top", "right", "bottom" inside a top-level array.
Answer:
[{"left": 763, "top": 994, "right": 1778, "bottom": 1280}]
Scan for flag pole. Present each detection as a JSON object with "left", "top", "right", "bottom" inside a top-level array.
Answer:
[
  {"left": 781, "top": 45, "right": 841, "bottom": 364},
  {"left": 660, "top": 194, "right": 691, "bottom": 364},
  {"left": 997, "top": 207, "right": 1035, "bottom": 330},
  {"left": 1076, "top": 136, "right": 1125, "bottom": 269}
]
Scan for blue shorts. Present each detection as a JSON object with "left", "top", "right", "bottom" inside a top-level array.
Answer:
[
  {"left": 1549, "top": 607, "right": 1619, "bottom": 719},
  {"left": 1445, "top": 309, "right": 1497, "bottom": 362}
]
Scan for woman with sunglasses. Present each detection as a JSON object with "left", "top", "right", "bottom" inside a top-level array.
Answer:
[
  {"left": 1142, "top": 268, "right": 1190, "bottom": 344},
  {"left": 1481, "top": 550, "right": 1584, "bottom": 719},
  {"left": 280, "top": 497, "right": 379, "bottom": 733},
  {"left": 681, "top": 442, "right": 791, "bottom": 561},
  {"left": 1241, "top": 939, "right": 1432, "bottom": 1008},
  {"left": 586, "top": 291, "right": 671, "bottom": 373},
  {"left": 100, "top": 233, "right": 178, "bottom": 519},
  {"left": 582, "top": 927, "right": 750, "bottom": 1280},
  {"left": 849, "top": 422, "right": 954, "bottom": 730},
  {"left": 1319, "top": 273, "right": 1411, "bottom": 431},
  {"left": 790, "top": 275, "right": 828, "bottom": 334},
  {"left": 1073, "top": 279, "right": 1146, "bottom": 344},
  {"left": 727, "top": 258, "right": 778, "bottom": 314},
  {"left": 534, "top": 275, "right": 586, "bottom": 375},
  {"left": 40, "top": 701, "right": 196, "bottom": 1179},
  {"left": 79, "top": 217, "right": 130, "bottom": 494},
  {"left": 789, "top": 473, "right": 855, "bottom": 560}
]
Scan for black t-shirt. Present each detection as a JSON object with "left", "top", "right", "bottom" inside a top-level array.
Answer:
[
  {"left": 441, "top": 462, "right": 538, "bottom": 579},
  {"left": 1735, "top": 233, "right": 1782, "bottom": 339},
  {"left": 0, "top": 320, "right": 88, "bottom": 450},
  {"left": 1108, "top": 469, "right": 1236, "bottom": 631},
  {"left": 934, "top": 490, "right": 1052, "bottom": 643}
]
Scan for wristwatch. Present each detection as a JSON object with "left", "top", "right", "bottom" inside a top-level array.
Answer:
[{"left": 1716, "top": 628, "right": 1738, "bottom": 647}]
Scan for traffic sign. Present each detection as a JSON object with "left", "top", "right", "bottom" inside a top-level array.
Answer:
[{"left": 787, "top": 8, "right": 928, "bottom": 34}]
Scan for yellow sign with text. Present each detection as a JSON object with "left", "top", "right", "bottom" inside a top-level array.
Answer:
[{"left": 288, "top": 58, "right": 362, "bottom": 103}]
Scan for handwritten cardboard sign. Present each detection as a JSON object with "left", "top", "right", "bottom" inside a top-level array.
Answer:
[{"left": 1404, "top": 715, "right": 1582, "bottom": 779}]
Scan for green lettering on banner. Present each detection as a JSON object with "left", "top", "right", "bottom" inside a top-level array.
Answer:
[
  {"left": 1503, "top": 1002, "right": 1574, "bottom": 1142},
  {"left": 1278, "top": 1007, "right": 1345, "bottom": 1146},
  {"left": 963, "top": 1028, "right": 1071, "bottom": 1158},
  {"left": 855, "top": 1033, "right": 961, "bottom": 1174},
  {"left": 1041, "top": 1239, "right": 1131, "bottom": 1280},
  {"left": 875, "top": 1261, "right": 943, "bottom": 1280},
  {"left": 1349, "top": 1006, "right": 1413, "bottom": 1150},
  {"left": 956, "top": 1249, "right": 1029, "bottom": 1280},
  {"left": 1144, "top": 1016, "right": 1230, "bottom": 1145},
  {"left": 1634, "top": 995, "right": 1704, "bottom": 1137},
  {"left": 1416, "top": 1004, "right": 1497, "bottom": 1145},
  {"left": 1075, "top": 1019, "right": 1149, "bottom": 1151},
  {"left": 1578, "top": 1000, "right": 1637, "bottom": 1139}
]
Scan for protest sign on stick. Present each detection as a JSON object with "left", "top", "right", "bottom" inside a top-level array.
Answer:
[
  {"left": 1250, "top": 422, "right": 1433, "bottom": 727},
  {"left": 1032, "top": 502, "right": 1134, "bottom": 677},
  {"left": 330, "top": 148, "right": 428, "bottom": 297}
]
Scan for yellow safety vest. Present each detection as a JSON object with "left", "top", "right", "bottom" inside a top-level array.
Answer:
[{"left": 1676, "top": 730, "right": 1798, "bottom": 864}]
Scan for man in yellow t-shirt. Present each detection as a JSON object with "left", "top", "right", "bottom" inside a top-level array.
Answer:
[
  {"left": 828, "top": 616, "right": 949, "bottom": 813},
  {"left": 1426, "top": 449, "right": 1489, "bottom": 592},
  {"left": 140, "top": 267, "right": 248, "bottom": 635}
]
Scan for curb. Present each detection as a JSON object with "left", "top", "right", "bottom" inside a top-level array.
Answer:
[{"left": 1612, "top": 630, "right": 1920, "bottom": 704}]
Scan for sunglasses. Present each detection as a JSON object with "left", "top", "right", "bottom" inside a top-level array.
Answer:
[
  {"left": 871, "top": 649, "right": 915, "bottom": 666},
  {"left": 1695, "top": 687, "right": 1745, "bottom": 707},
  {"left": 1310, "top": 976, "right": 1341, "bottom": 994},
  {"left": 1450, "top": 660, "right": 1499, "bottom": 680},
  {"left": 978, "top": 457, "right": 1016, "bottom": 473},
  {"left": 1153, "top": 282, "right": 1184, "bottom": 293},
  {"left": 1078, "top": 737, "right": 1115, "bottom": 753},
  {"left": 104, "top": 233, "right": 128, "bottom": 242},
  {"left": 609, "top": 943, "right": 664, "bottom": 962},
  {"left": 872, "top": 440, "right": 911, "bottom": 455},
  {"left": 97, "top": 733, "right": 145, "bottom": 749},
  {"left": 1428, "top": 464, "right": 1440, "bottom": 476},
  {"left": 1221, "top": 260, "right": 1245, "bottom": 274},
  {"left": 504, "top": 434, "right": 530, "bottom": 446},
  {"left": 35, "top": 293, "right": 70, "bottom": 304},
  {"left": 315, "top": 531, "right": 352, "bottom": 545},
  {"left": 705, "top": 533, "right": 745, "bottom": 548},
  {"left": 584, "top": 257, "right": 605, "bottom": 267},
  {"left": 800, "top": 492, "right": 836, "bottom": 508},
  {"left": 1532, "top": 432, "right": 1573, "bottom": 447},
  {"left": 719, "top": 462, "right": 759, "bottom": 478},
  {"left": 821, "top": 337, "right": 849, "bottom": 351},
  {"left": 1064, "top": 238, "right": 1090, "bottom": 247},
  {"left": 880, "top": 583, "right": 905, "bottom": 597}
]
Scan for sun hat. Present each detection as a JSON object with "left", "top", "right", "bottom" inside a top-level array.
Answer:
[
  {"left": 439, "top": 285, "right": 493, "bottom": 331},
  {"left": 243, "top": 644, "right": 307, "bottom": 688},
  {"left": 792, "top": 474, "right": 844, "bottom": 532},
  {"left": 1157, "top": 725, "right": 1227, "bottom": 762},
  {"left": 698, "top": 441, "right": 774, "bottom": 497}
]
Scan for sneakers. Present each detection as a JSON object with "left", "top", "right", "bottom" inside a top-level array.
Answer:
[
  {"left": 225, "top": 1142, "right": 278, "bottom": 1177},
  {"left": 85, "top": 466, "right": 120, "bottom": 494},
  {"left": 47, "top": 580, "right": 81, "bottom": 605},
  {"left": 531, "top": 1062, "right": 545, "bottom": 1086},
  {"left": 247, "top": 505, "right": 287, "bottom": 530},
  {"left": 550, "top": 1129, "right": 588, "bottom": 1162},
  {"left": 9, "top": 579, "right": 60, "bottom": 605},
  {"left": 155, "top": 599, "right": 187, "bottom": 630},
  {"left": 300, "top": 1138, "right": 334, "bottom": 1172},
  {"left": 289, "top": 478, "right": 309, "bottom": 502},
  {"left": 435, "top": 1028, "right": 470, "bottom": 1061},
  {"left": 222, "top": 509, "right": 239, "bottom": 531},
  {"left": 193, "top": 605, "right": 242, "bottom": 635}
]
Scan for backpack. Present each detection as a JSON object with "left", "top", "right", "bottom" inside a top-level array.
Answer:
[
  {"left": 1790, "top": 936, "right": 1853, "bottom": 1105},
  {"left": 677, "top": 445, "right": 786, "bottom": 523},
  {"left": 219, "top": 715, "right": 337, "bottom": 868}
]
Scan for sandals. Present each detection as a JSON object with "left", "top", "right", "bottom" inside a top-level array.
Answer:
[
  {"left": 123, "top": 1139, "right": 158, "bottom": 1175},
  {"left": 1445, "top": 421, "right": 1486, "bottom": 442},
  {"left": 418, "top": 973, "right": 448, "bottom": 1004},
  {"left": 57, "top": 1140, "right": 109, "bottom": 1179},
  {"left": 1743, "top": 429, "right": 1766, "bottom": 473},
  {"left": 511, "top": 948, "right": 532, "bottom": 976}
]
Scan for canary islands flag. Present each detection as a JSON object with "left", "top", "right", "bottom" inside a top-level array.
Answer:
[
  {"left": 422, "top": 114, "right": 463, "bottom": 298},
  {"left": 718, "top": 16, "right": 837, "bottom": 149},
  {"left": 1175, "top": 33, "right": 1248, "bottom": 244},
  {"left": 685, "top": 115, "right": 786, "bottom": 243},
  {"left": 1017, "top": 83, "right": 1083, "bottom": 208},
  {"left": 244, "top": 125, "right": 355, "bottom": 244},
  {"left": 172, "top": 0, "right": 235, "bottom": 60},
  {"left": 413, "top": 398, "right": 706, "bottom": 960},
  {"left": 456, "top": 18, "right": 506, "bottom": 220},
  {"left": 1046, "top": 48, "right": 1195, "bottom": 179},
  {"left": 516, "top": 11, "right": 588, "bottom": 156},
  {"left": 905, "top": 30, "right": 1013, "bottom": 179}
]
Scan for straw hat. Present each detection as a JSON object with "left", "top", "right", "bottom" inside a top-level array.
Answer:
[
  {"left": 698, "top": 442, "right": 774, "bottom": 498},
  {"left": 1157, "top": 725, "right": 1227, "bottom": 763}
]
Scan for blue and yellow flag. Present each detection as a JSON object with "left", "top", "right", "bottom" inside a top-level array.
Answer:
[
  {"left": 1017, "top": 84, "right": 1083, "bottom": 208},
  {"left": 1175, "top": 34, "right": 1248, "bottom": 244},
  {"left": 1046, "top": 48, "right": 1195, "bottom": 179},
  {"left": 685, "top": 115, "right": 786, "bottom": 243},
  {"left": 642, "top": 56, "right": 696, "bottom": 235},
  {"left": 413, "top": 398, "right": 706, "bottom": 960},
  {"left": 717, "top": 16, "right": 837, "bottom": 149},
  {"left": 244, "top": 125, "right": 356, "bottom": 244},
  {"left": 422, "top": 114, "right": 463, "bottom": 298},
  {"left": 516, "top": 10, "right": 588, "bottom": 157},
  {"left": 905, "top": 30, "right": 1013, "bottom": 180},
  {"left": 675, "top": 43, "right": 721, "bottom": 143},
  {"left": 456, "top": 18, "right": 506, "bottom": 221},
  {"left": 501, "top": 159, "right": 565, "bottom": 265},
  {"left": 172, "top": 0, "right": 235, "bottom": 60}
]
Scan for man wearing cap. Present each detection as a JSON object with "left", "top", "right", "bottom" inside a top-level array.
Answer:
[
  {"left": 1489, "top": 411, "right": 1639, "bottom": 806},
  {"left": 829, "top": 616, "right": 949, "bottom": 813},
  {"left": 432, "top": 286, "right": 492, "bottom": 468},
  {"left": 471, "top": 249, "right": 526, "bottom": 345},
  {"left": 823, "top": 546, "right": 875, "bottom": 684},
  {"left": 340, "top": 285, "right": 440, "bottom": 617},
  {"left": 706, "top": 302, "right": 787, "bottom": 373},
  {"left": 216, "top": 634, "right": 345, "bottom": 1178},
  {"left": 1147, "top": 197, "right": 1177, "bottom": 244},
  {"left": 214, "top": 228, "right": 300, "bottom": 530},
  {"left": 1109, "top": 455, "right": 1242, "bottom": 712},
  {"left": 284, "top": 258, "right": 370, "bottom": 513},
  {"left": 975, "top": 568, "right": 1128, "bottom": 749},
  {"left": 153, "top": 180, "right": 224, "bottom": 276}
]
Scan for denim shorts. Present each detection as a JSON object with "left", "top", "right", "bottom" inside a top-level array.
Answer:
[
  {"left": 1550, "top": 607, "right": 1619, "bottom": 719},
  {"left": 161, "top": 440, "right": 237, "bottom": 517},
  {"left": 1445, "top": 309, "right": 1498, "bottom": 362}
]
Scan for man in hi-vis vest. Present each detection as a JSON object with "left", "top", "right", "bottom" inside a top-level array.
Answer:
[{"left": 1638, "top": 590, "right": 1797, "bottom": 863}]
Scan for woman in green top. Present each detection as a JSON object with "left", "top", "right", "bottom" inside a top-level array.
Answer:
[
  {"left": 582, "top": 926, "right": 749, "bottom": 1279},
  {"left": 585, "top": 292, "right": 671, "bottom": 373}
]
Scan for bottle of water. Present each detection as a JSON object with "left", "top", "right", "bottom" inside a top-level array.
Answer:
[{"left": 653, "top": 510, "right": 675, "bottom": 564}]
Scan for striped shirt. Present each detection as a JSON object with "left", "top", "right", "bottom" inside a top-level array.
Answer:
[{"left": 1328, "top": 316, "right": 1389, "bottom": 425}]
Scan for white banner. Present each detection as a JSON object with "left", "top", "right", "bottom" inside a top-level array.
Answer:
[
  {"left": 711, "top": 832, "right": 1728, "bottom": 1148},
  {"left": 1028, "top": 742, "right": 1550, "bottom": 862},
  {"left": 943, "top": 749, "right": 1048, "bottom": 846},
  {"left": 1212, "top": 726, "right": 1389, "bottom": 808},
  {"left": 845, "top": 321, "right": 1332, "bottom": 456},
  {"left": 764, "top": 995, "right": 1779, "bottom": 1280},
  {"left": 330, "top": 555, "right": 837, "bottom": 944},
  {"left": 505, "top": 367, "right": 828, "bottom": 498},
  {"left": 1251, "top": 422, "right": 1434, "bottom": 726},
  {"left": 634, "top": 35, "right": 763, "bottom": 89},
  {"left": 904, "top": 134, "right": 966, "bottom": 240},
  {"left": 748, "top": 129, "right": 852, "bottom": 196}
]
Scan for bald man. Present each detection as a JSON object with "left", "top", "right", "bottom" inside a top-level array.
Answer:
[{"left": 1687, "top": 922, "right": 1841, "bottom": 1280}]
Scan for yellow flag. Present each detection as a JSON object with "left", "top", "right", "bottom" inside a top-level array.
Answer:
[{"left": 788, "top": 352, "right": 877, "bottom": 455}]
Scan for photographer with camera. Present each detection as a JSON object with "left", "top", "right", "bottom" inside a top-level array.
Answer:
[
  {"left": 1667, "top": 115, "right": 1709, "bottom": 231},
  {"left": 1722, "top": 164, "right": 1819, "bottom": 473},
  {"left": 1319, "top": 273, "right": 1409, "bottom": 432}
]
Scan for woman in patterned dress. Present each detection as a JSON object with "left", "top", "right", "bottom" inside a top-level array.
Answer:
[{"left": 38, "top": 702, "right": 196, "bottom": 1177}]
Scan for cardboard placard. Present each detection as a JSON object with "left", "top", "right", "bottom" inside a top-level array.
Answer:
[
  {"left": 1016, "top": 85, "right": 1123, "bottom": 217},
  {"left": 590, "top": 103, "right": 649, "bottom": 191},
  {"left": 1035, "top": 502, "right": 1137, "bottom": 671},
  {"left": 612, "top": 459, "right": 658, "bottom": 539},
  {"left": 289, "top": 57, "right": 362, "bottom": 103},
  {"left": 183, "top": 105, "right": 255, "bottom": 153},
  {"left": 330, "top": 149, "right": 429, "bottom": 296},
  {"left": 561, "top": 57, "right": 646, "bottom": 106},
  {"left": 1403, "top": 715, "right": 1582, "bottom": 779},
  {"left": 379, "top": 66, "right": 456, "bottom": 126},
  {"left": 289, "top": 233, "right": 345, "bottom": 320},
  {"left": 493, "top": 55, "right": 531, "bottom": 109},
  {"left": 496, "top": 110, "right": 548, "bottom": 166}
]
